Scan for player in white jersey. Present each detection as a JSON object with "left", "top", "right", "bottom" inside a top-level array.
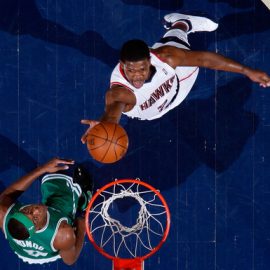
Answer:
[
  {"left": 110, "top": 51, "right": 199, "bottom": 120},
  {"left": 81, "top": 13, "right": 270, "bottom": 141}
]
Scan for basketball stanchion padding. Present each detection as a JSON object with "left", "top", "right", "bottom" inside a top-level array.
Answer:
[
  {"left": 85, "top": 179, "right": 171, "bottom": 270},
  {"left": 113, "top": 258, "right": 143, "bottom": 270}
]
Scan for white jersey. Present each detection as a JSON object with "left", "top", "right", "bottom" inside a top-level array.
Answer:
[{"left": 110, "top": 52, "right": 199, "bottom": 120}]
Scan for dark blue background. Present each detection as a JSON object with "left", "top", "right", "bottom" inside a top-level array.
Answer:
[{"left": 1, "top": 0, "right": 270, "bottom": 269}]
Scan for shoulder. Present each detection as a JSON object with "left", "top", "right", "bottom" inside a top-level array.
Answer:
[
  {"left": 151, "top": 46, "right": 187, "bottom": 56},
  {"left": 110, "top": 84, "right": 131, "bottom": 93},
  {"left": 151, "top": 46, "right": 189, "bottom": 68},
  {"left": 0, "top": 207, "right": 7, "bottom": 229},
  {"left": 53, "top": 220, "right": 75, "bottom": 250},
  {"left": 105, "top": 86, "right": 136, "bottom": 108},
  {"left": 107, "top": 85, "right": 135, "bottom": 100},
  {"left": 0, "top": 201, "right": 18, "bottom": 230}
]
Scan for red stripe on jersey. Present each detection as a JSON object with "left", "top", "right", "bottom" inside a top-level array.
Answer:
[
  {"left": 179, "top": 67, "right": 199, "bottom": 82},
  {"left": 110, "top": 82, "right": 134, "bottom": 93},
  {"left": 119, "top": 65, "right": 129, "bottom": 81}
]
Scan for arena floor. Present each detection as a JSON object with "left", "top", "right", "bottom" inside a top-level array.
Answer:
[{"left": 1, "top": 1, "right": 270, "bottom": 269}]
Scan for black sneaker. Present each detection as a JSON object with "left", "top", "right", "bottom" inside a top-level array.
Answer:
[{"left": 73, "top": 165, "right": 94, "bottom": 212}]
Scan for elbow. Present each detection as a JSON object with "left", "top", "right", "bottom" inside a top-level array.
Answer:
[
  {"left": 61, "top": 250, "right": 79, "bottom": 266},
  {"left": 62, "top": 257, "right": 77, "bottom": 266},
  {"left": 64, "top": 262, "right": 75, "bottom": 266},
  {"left": 63, "top": 262, "right": 74, "bottom": 266}
]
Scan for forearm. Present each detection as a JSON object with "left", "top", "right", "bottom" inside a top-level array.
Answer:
[
  {"left": 73, "top": 218, "right": 86, "bottom": 260},
  {"left": 61, "top": 218, "right": 86, "bottom": 265},
  {"left": 0, "top": 165, "right": 47, "bottom": 203},
  {"left": 99, "top": 112, "right": 121, "bottom": 124},
  {"left": 0, "top": 158, "right": 73, "bottom": 204},
  {"left": 198, "top": 51, "right": 252, "bottom": 74},
  {"left": 199, "top": 51, "right": 270, "bottom": 87},
  {"left": 6, "top": 166, "right": 46, "bottom": 193},
  {"left": 99, "top": 101, "right": 127, "bottom": 124}
]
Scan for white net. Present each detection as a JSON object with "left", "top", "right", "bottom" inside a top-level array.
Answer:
[{"left": 88, "top": 180, "right": 169, "bottom": 259}]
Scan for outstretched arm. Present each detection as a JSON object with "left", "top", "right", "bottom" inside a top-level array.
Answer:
[
  {"left": 184, "top": 50, "right": 270, "bottom": 87},
  {"left": 81, "top": 85, "right": 135, "bottom": 144},
  {"left": 0, "top": 158, "right": 74, "bottom": 228},
  {"left": 155, "top": 46, "right": 270, "bottom": 87},
  {"left": 54, "top": 218, "right": 86, "bottom": 265}
]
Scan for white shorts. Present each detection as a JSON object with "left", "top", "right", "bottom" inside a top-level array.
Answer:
[{"left": 152, "top": 28, "right": 190, "bottom": 50}]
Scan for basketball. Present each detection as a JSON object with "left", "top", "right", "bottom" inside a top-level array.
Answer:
[{"left": 86, "top": 122, "right": 129, "bottom": 163}]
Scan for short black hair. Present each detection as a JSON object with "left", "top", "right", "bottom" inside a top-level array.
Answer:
[
  {"left": 7, "top": 218, "right": 30, "bottom": 240},
  {"left": 120, "top": 39, "right": 150, "bottom": 62}
]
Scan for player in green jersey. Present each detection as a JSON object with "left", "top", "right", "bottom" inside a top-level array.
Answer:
[{"left": 0, "top": 157, "right": 93, "bottom": 265}]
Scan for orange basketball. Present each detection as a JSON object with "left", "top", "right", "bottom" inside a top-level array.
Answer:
[{"left": 86, "top": 122, "right": 129, "bottom": 163}]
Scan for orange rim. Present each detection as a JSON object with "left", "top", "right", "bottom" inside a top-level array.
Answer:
[{"left": 85, "top": 179, "right": 171, "bottom": 261}]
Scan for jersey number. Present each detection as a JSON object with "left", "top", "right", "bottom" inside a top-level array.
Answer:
[
  {"left": 157, "top": 99, "right": 168, "bottom": 112},
  {"left": 23, "top": 249, "right": 48, "bottom": 257}
]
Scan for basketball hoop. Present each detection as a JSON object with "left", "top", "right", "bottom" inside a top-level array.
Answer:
[{"left": 85, "top": 179, "right": 171, "bottom": 270}]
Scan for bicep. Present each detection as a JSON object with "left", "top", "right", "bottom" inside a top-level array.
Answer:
[
  {"left": 171, "top": 49, "right": 233, "bottom": 69},
  {"left": 0, "top": 209, "right": 6, "bottom": 229},
  {"left": 106, "top": 86, "right": 136, "bottom": 105},
  {"left": 0, "top": 194, "right": 15, "bottom": 229},
  {"left": 169, "top": 49, "right": 207, "bottom": 67},
  {"left": 104, "top": 86, "right": 136, "bottom": 115},
  {"left": 161, "top": 47, "right": 213, "bottom": 68},
  {"left": 105, "top": 90, "right": 126, "bottom": 111},
  {"left": 54, "top": 226, "right": 77, "bottom": 265},
  {"left": 153, "top": 47, "right": 192, "bottom": 68},
  {"left": 55, "top": 219, "right": 86, "bottom": 265}
]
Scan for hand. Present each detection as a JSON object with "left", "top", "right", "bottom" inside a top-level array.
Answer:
[
  {"left": 80, "top": 119, "right": 100, "bottom": 144},
  {"left": 40, "top": 158, "right": 75, "bottom": 173},
  {"left": 246, "top": 68, "right": 270, "bottom": 88}
]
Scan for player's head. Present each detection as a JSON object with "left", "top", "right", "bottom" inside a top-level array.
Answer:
[
  {"left": 120, "top": 39, "right": 150, "bottom": 62},
  {"left": 7, "top": 204, "right": 48, "bottom": 240},
  {"left": 120, "top": 39, "right": 151, "bottom": 89}
]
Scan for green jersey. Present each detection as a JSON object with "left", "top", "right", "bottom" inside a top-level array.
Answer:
[{"left": 3, "top": 174, "right": 81, "bottom": 264}]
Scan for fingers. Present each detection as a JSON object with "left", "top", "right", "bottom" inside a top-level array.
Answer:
[
  {"left": 55, "top": 164, "right": 70, "bottom": 170},
  {"left": 260, "top": 83, "right": 268, "bottom": 88},
  {"left": 251, "top": 71, "right": 270, "bottom": 88},
  {"left": 260, "top": 73, "right": 270, "bottom": 87},
  {"left": 42, "top": 158, "right": 75, "bottom": 173},
  {"left": 81, "top": 126, "right": 92, "bottom": 144},
  {"left": 52, "top": 157, "right": 75, "bottom": 165},
  {"left": 81, "top": 132, "right": 88, "bottom": 144},
  {"left": 53, "top": 158, "right": 74, "bottom": 170},
  {"left": 259, "top": 79, "right": 270, "bottom": 88},
  {"left": 80, "top": 119, "right": 100, "bottom": 144},
  {"left": 81, "top": 119, "right": 92, "bottom": 125},
  {"left": 54, "top": 158, "right": 75, "bottom": 170},
  {"left": 81, "top": 119, "right": 100, "bottom": 127},
  {"left": 53, "top": 165, "right": 69, "bottom": 170},
  {"left": 58, "top": 159, "right": 75, "bottom": 165},
  {"left": 81, "top": 120, "right": 92, "bottom": 144}
]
